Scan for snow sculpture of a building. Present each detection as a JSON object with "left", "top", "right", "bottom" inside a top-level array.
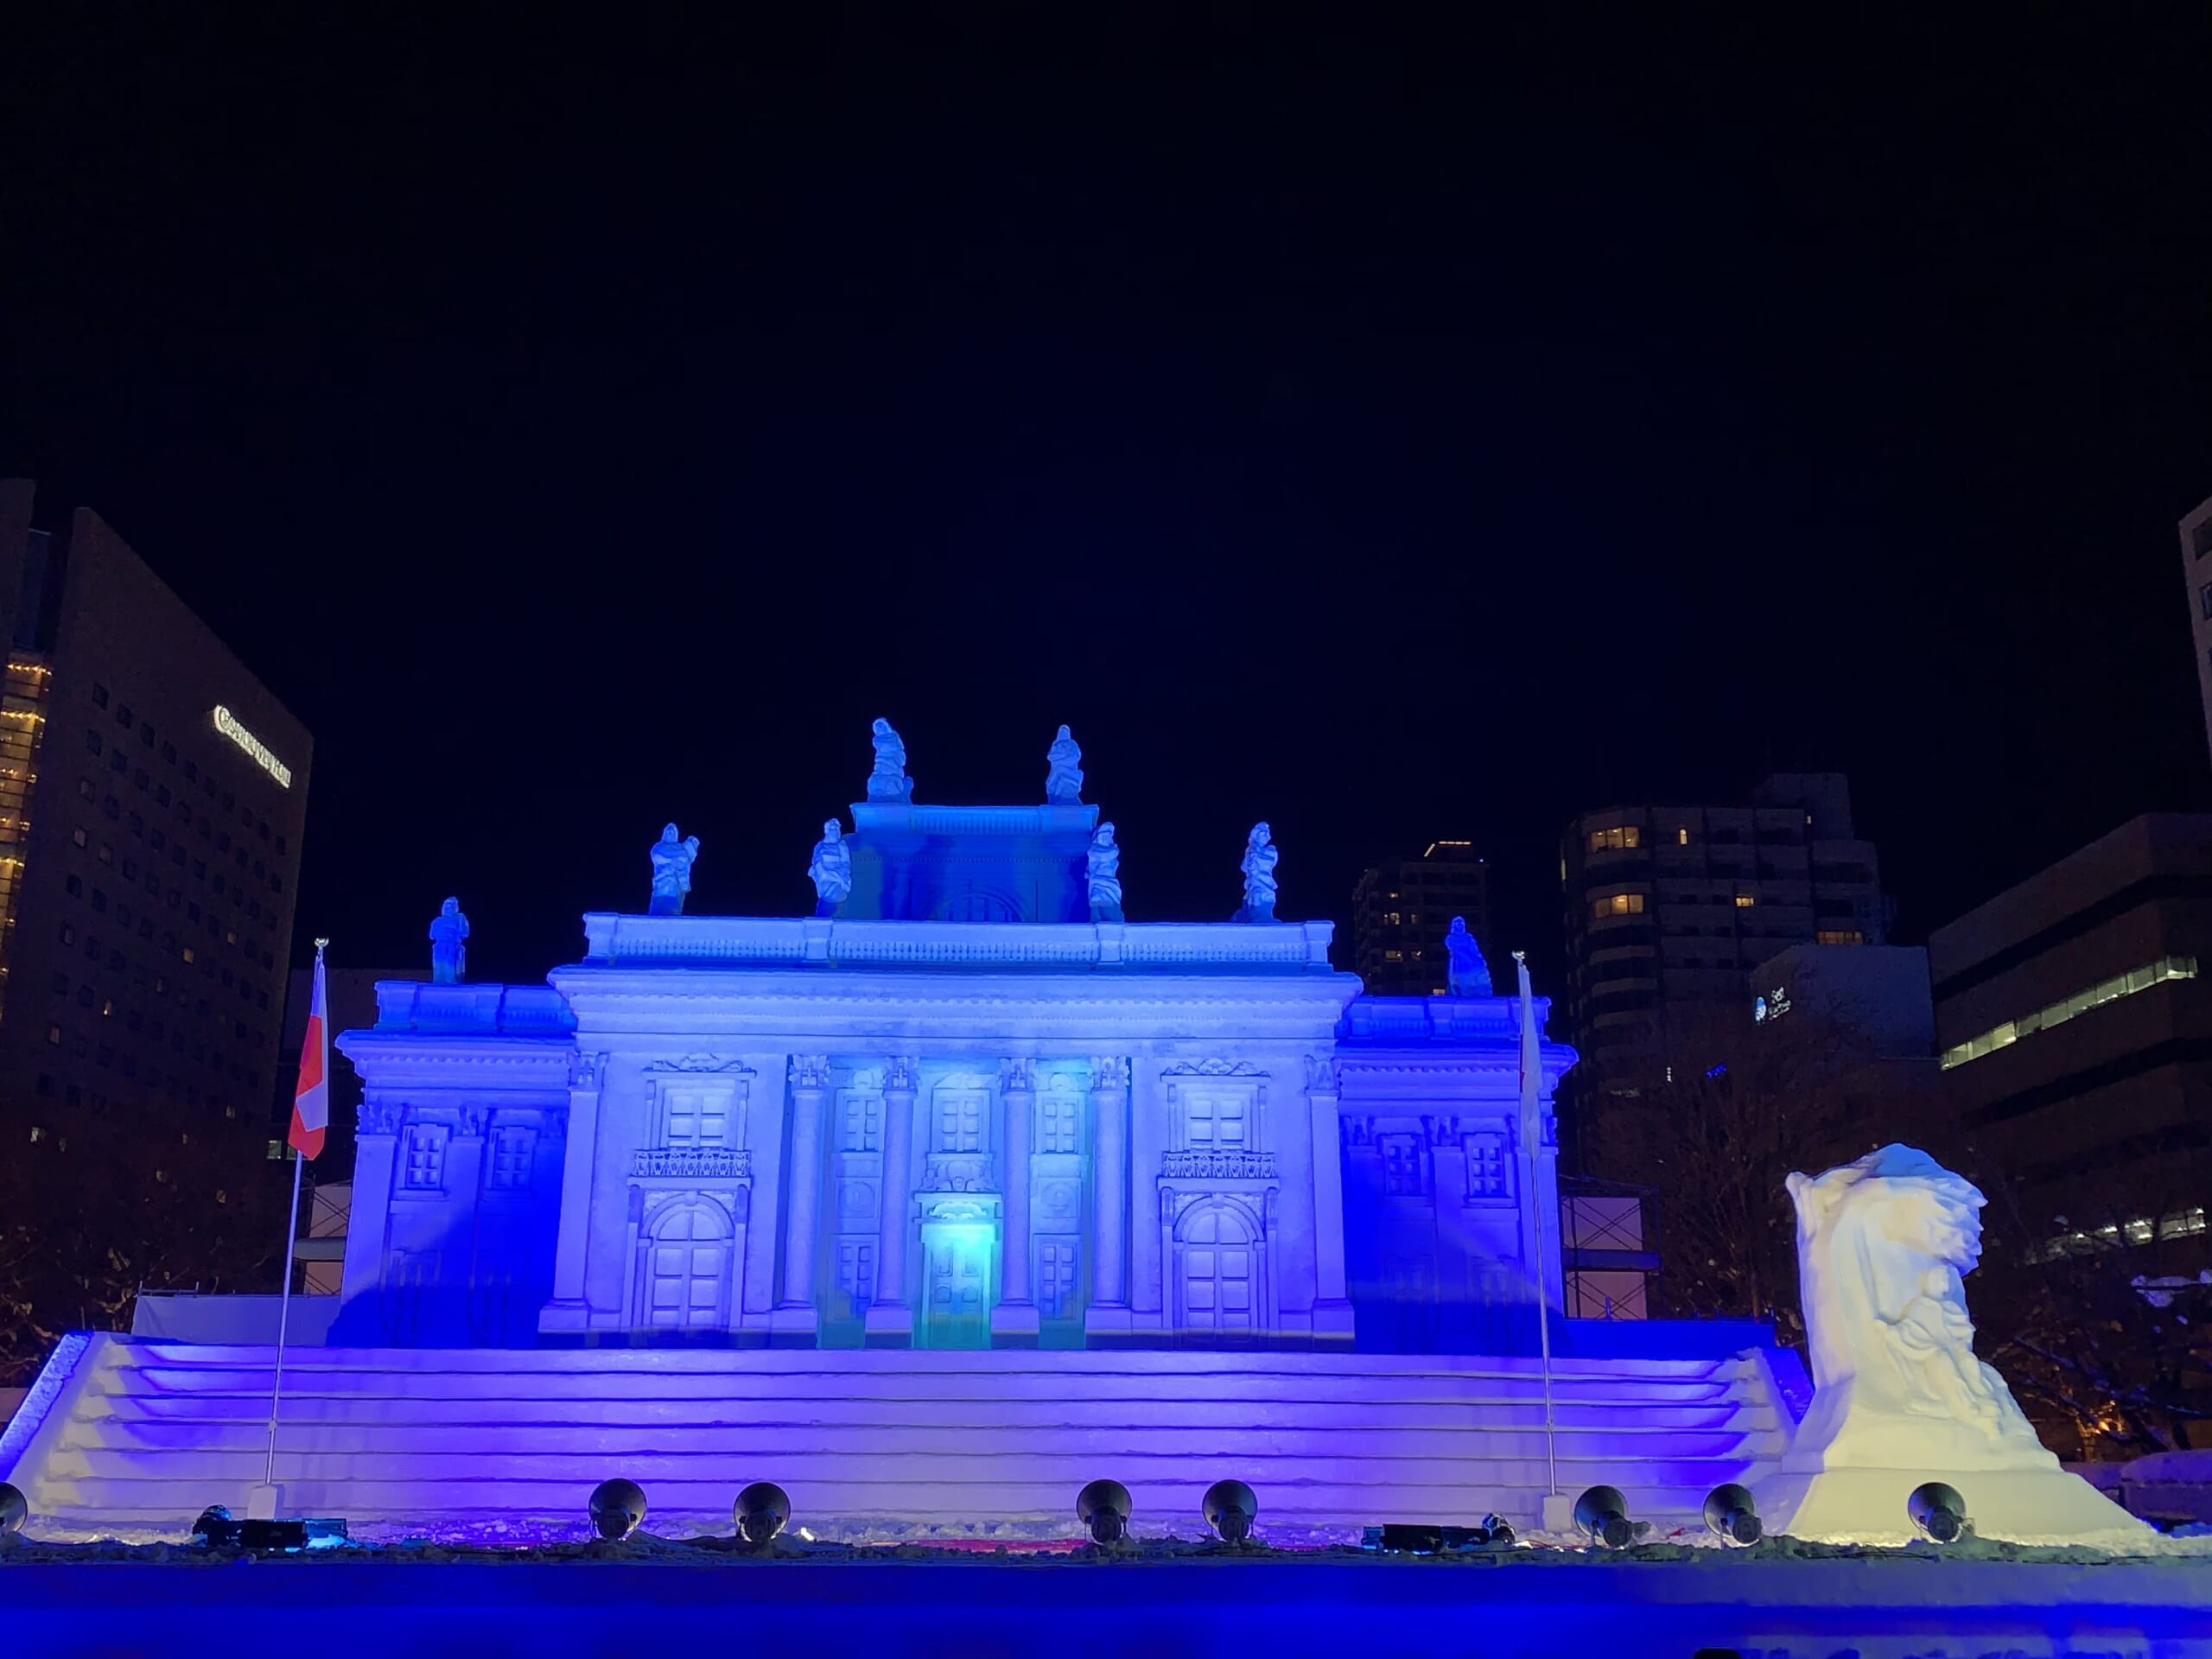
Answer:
[{"left": 330, "top": 791, "right": 1567, "bottom": 1355}]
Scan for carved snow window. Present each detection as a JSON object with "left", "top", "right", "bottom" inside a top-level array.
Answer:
[
  {"left": 1039, "top": 1095, "right": 1080, "bottom": 1154},
  {"left": 836, "top": 1238, "right": 876, "bottom": 1318},
  {"left": 936, "top": 1092, "right": 984, "bottom": 1154},
  {"left": 1185, "top": 1093, "right": 1248, "bottom": 1149},
  {"left": 1039, "top": 1240, "right": 1079, "bottom": 1319},
  {"left": 1380, "top": 1134, "right": 1427, "bottom": 1198},
  {"left": 661, "top": 1085, "right": 728, "bottom": 1148},
  {"left": 402, "top": 1124, "right": 448, "bottom": 1192},
  {"left": 838, "top": 1090, "right": 882, "bottom": 1153},
  {"left": 1465, "top": 1131, "right": 1511, "bottom": 1202},
  {"left": 487, "top": 1125, "right": 537, "bottom": 1190}
]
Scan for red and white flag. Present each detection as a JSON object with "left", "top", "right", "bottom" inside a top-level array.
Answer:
[{"left": 288, "top": 948, "right": 329, "bottom": 1160}]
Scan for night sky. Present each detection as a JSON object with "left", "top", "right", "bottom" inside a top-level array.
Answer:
[{"left": 5, "top": 12, "right": 2210, "bottom": 989}]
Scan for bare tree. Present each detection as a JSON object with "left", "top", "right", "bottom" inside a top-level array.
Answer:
[{"left": 1586, "top": 1001, "right": 1935, "bottom": 1347}]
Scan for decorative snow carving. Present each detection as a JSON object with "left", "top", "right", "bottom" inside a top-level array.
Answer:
[
  {"left": 999, "top": 1058, "right": 1036, "bottom": 1093},
  {"left": 789, "top": 1054, "right": 832, "bottom": 1090},
  {"left": 1089, "top": 1056, "right": 1131, "bottom": 1090},
  {"left": 647, "top": 1054, "right": 753, "bottom": 1075},
  {"left": 885, "top": 1056, "right": 920, "bottom": 1092},
  {"left": 1160, "top": 1059, "right": 1266, "bottom": 1078},
  {"left": 1161, "top": 1150, "right": 1277, "bottom": 1181},
  {"left": 632, "top": 1147, "right": 751, "bottom": 1179},
  {"left": 1786, "top": 1143, "right": 2050, "bottom": 1471},
  {"left": 1303, "top": 1054, "right": 1340, "bottom": 1094}
]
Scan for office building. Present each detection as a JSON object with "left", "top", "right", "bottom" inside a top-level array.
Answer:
[
  {"left": 2181, "top": 492, "right": 2212, "bottom": 767},
  {"left": 0, "top": 481, "right": 312, "bottom": 1132},
  {"left": 1559, "top": 773, "right": 1889, "bottom": 1102},
  {"left": 1351, "top": 840, "right": 1489, "bottom": 996},
  {"left": 1745, "top": 941, "right": 1936, "bottom": 1059},
  {"left": 1929, "top": 813, "right": 2212, "bottom": 1257}
]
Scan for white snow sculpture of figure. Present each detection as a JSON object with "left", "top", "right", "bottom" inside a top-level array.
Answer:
[
  {"left": 1236, "top": 822, "right": 1278, "bottom": 923},
  {"left": 1086, "top": 822, "right": 1123, "bottom": 923},
  {"left": 429, "top": 897, "right": 469, "bottom": 984},
  {"left": 868, "top": 718, "right": 913, "bottom": 804},
  {"left": 1751, "top": 1143, "right": 2145, "bottom": 1542},
  {"left": 1443, "top": 916, "right": 1491, "bottom": 996},
  {"left": 649, "top": 823, "right": 702, "bottom": 916},
  {"left": 808, "top": 818, "right": 852, "bottom": 917},
  {"left": 1046, "top": 725, "right": 1084, "bottom": 804}
]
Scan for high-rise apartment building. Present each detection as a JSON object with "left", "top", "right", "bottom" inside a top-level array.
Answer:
[
  {"left": 2180, "top": 492, "right": 2212, "bottom": 767},
  {"left": 1351, "top": 840, "right": 1489, "bottom": 996},
  {"left": 0, "top": 482, "right": 312, "bottom": 1131},
  {"left": 1559, "top": 773, "right": 1888, "bottom": 1095}
]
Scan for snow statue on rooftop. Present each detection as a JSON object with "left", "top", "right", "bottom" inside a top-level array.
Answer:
[
  {"left": 1444, "top": 916, "right": 1492, "bottom": 996},
  {"left": 1236, "top": 822, "right": 1279, "bottom": 923},
  {"left": 868, "top": 717, "right": 914, "bottom": 804},
  {"left": 648, "top": 823, "right": 702, "bottom": 916},
  {"left": 808, "top": 818, "right": 853, "bottom": 917},
  {"left": 1086, "top": 822, "right": 1123, "bottom": 923},
  {"left": 428, "top": 897, "right": 469, "bottom": 984},
  {"left": 1046, "top": 724, "right": 1085, "bottom": 804}
]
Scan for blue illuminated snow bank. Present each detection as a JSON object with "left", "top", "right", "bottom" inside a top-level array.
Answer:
[{"left": 3, "top": 1548, "right": 2212, "bottom": 1659}]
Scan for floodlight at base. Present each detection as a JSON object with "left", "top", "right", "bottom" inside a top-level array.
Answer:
[
  {"left": 1076, "top": 1478, "right": 1132, "bottom": 1546},
  {"left": 1480, "top": 1512, "right": 1516, "bottom": 1548},
  {"left": 734, "top": 1481, "right": 790, "bottom": 1546},
  {"left": 0, "top": 1481, "right": 26, "bottom": 1536},
  {"left": 245, "top": 1482, "right": 281, "bottom": 1521},
  {"left": 1201, "top": 1478, "right": 1257, "bottom": 1544},
  {"left": 1703, "top": 1483, "right": 1763, "bottom": 1547},
  {"left": 1573, "top": 1484, "right": 1649, "bottom": 1549},
  {"left": 1909, "top": 1481, "right": 1969, "bottom": 1543},
  {"left": 588, "top": 1477, "right": 648, "bottom": 1541}
]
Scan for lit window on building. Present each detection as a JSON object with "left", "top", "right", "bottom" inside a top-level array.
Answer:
[
  {"left": 1815, "top": 929, "right": 1865, "bottom": 945},
  {"left": 1942, "top": 955, "right": 2200, "bottom": 1069},
  {"left": 1591, "top": 893, "right": 1646, "bottom": 920},
  {"left": 1587, "top": 826, "right": 1641, "bottom": 853},
  {"left": 1734, "top": 894, "right": 1756, "bottom": 908}
]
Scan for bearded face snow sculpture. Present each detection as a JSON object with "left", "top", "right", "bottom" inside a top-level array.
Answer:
[{"left": 1785, "top": 1143, "right": 2053, "bottom": 1472}]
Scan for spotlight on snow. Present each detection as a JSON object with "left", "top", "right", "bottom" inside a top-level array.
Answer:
[
  {"left": 734, "top": 1481, "right": 790, "bottom": 1547},
  {"left": 1077, "top": 1478, "right": 1132, "bottom": 1546},
  {"left": 0, "top": 1481, "right": 25, "bottom": 1536},
  {"left": 1702, "top": 1484, "right": 1762, "bottom": 1547},
  {"left": 1908, "top": 1481, "right": 1970, "bottom": 1543},
  {"left": 1572, "top": 1485, "right": 1649, "bottom": 1549},
  {"left": 1480, "top": 1512, "right": 1516, "bottom": 1548},
  {"left": 588, "top": 1478, "right": 648, "bottom": 1541},
  {"left": 1201, "top": 1478, "right": 1257, "bottom": 1544}
]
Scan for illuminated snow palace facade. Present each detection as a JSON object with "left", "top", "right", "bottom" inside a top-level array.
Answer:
[
  {"left": 333, "top": 798, "right": 1567, "bottom": 1357},
  {"left": 2, "top": 728, "right": 1819, "bottom": 1540}
]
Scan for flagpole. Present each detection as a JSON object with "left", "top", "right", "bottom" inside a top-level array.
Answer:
[
  {"left": 263, "top": 1131, "right": 305, "bottom": 1487},
  {"left": 261, "top": 937, "right": 328, "bottom": 1496},
  {"left": 1514, "top": 951, "right": 1560, "bottom": 1510}
]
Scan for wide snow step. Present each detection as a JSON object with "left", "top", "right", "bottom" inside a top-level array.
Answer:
[
  {"left": 7, "top": 1335, "right": 1793, "bottom": 1538},
  {"left": 101, "top": 1359, "right": 1752, "bottom": 1401}
]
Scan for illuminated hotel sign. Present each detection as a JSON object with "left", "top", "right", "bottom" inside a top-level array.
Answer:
[{"left": 212, "top": 705, "right": 293, "bottom": 789}]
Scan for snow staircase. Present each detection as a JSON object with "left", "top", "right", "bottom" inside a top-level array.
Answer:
[{"left": 3, "top": 1334, "right": 1796, "bottom": 1541}]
